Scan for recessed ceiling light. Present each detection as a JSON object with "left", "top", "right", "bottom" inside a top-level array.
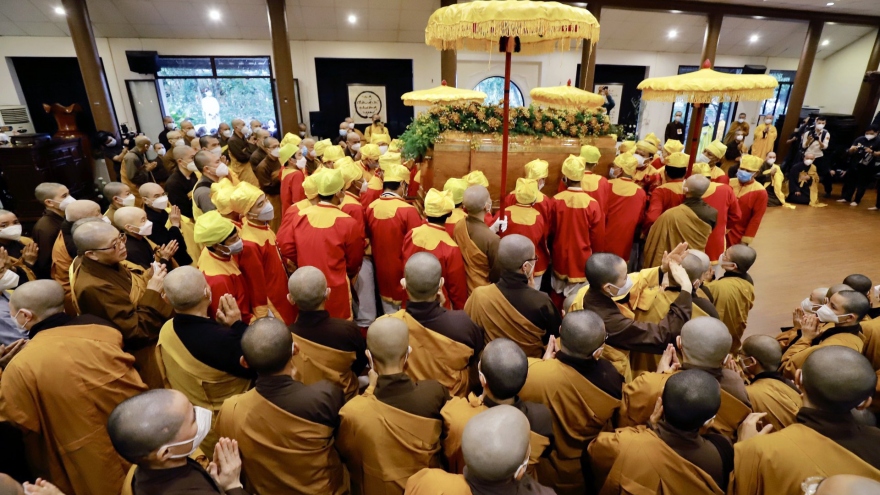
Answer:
[
  {"left": 670, "top": 10, "right": 682, "bottom": 14},
  {"left": 753, "top": 16, "right": 765, "bottom": 19},
  {"left": 668, "top": 29, "right": 678, "bottom": 39},
  {"left": 208, "top": 9, "right": 221, "bottom": 20},
  {"left": 53, "top": 6, "right": 65, "bottom": 15},
  {"left": 821, "top": 39, "right": 830, "bottom": 46},
  {"left": 348, "top": 14, "right": 357, "bottom": 24},
  {"left": 826, "top": 2, "right": 834, "bottom": 5},
  {"left": 749, "top": 34, "right": 759, "bottom": 43}
]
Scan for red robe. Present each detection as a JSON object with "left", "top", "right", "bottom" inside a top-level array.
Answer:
[
  {"left": 501, "top": 190, "right": 553, "bottom": 221},
  {"left": 709, "top": 166, "right": 728, "bottom": 184},
  {"left": 280, "top": 168, "right": 305, "bottom": 210},
  {"left": 727, "top": 179, "right": 768, "bottom": 246},
  {"left": 445, "top": 208, "right": 466, "bottom": 238},
  {"left": 239, "top": 219, "right": 296, "bottom": 324},
  {"left": 582, "top": 172, "right": 611, "bottom": 214},
  {"left": 366, "top": 195, "right": 422, "bottom": 306},
  {"left": 403, "top": 223, "right": 469, "bottom": 310},
  {"left": 360, "top": 174, "right": 383, "bottom": 210},
  {"left": 277, "top": 198, "right": 312, "bottom": 264},
  {"left": 290, "top": 203, "right": 365, "bottom": 319},
  {"left": 604, "top": 178, "right": 647, "bottom": 262},
  {"left": 650, "top": 156, "right": 664, "bottom": 170},
  {"left": 644, "top": 180, "right": 684, "bottom": 232},
  {"left": 198, "top": 248, "right": 254, "bottom": 323},
  {"left": 501, "top": 202, "right": 550, "bottom": 276},
  {"left": 701, "top": 182, "right": 741, "bottom": 262},
  {"left": 408, "top": 164, "right": 421, "bottom": 197},
  {"left": 550, "top": 188, "right": 604, "bottom": 283}
]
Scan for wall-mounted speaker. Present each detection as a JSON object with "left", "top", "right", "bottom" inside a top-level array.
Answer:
[
  {"left": 742, "top": 65, "right": 767, "bottom": 75},
  {"left": 125, "top": 51, "right": 159, "bottom": 75}
]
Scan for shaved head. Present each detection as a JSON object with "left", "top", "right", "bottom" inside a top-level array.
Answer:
[
  {"left": 172, "top": 145, "right": 192, "bottom": 161},
  {"left": 0, "top": 474, "right": 22, "bottom": 495},
  {"left": 134, "top": 135, "right": 151, "bottom": 148},
  {"left": 685, "top": 174, "right": 710, "bottom": 199},
  {"left": 836, "top": 290, "right": 871, "bottom": 321},
  {"left": 73, "top": 220, "right": 118, "bottom": 254},
  {"left": 497, "top": 234, "right": 535, "bottom": 272},
  {"left": 810, "top": 287, "right": 829, "bottom": 304},
  {"left": 404, "top": 252, "right": 442, "bottom": 301},
  {"left": 681, "top": 253, "right": 707, "bottom": 285},
  {"left": 241, "top": 318, "right": 293, "bottom": 375},
  {"left": 741, "top": 335, "right": 782, "bottom": 372},
  {"left": 288, "top": 266, "right": 328, "bottom": 311},
  {"left": 462, "top": 185, "right": 489, "bottom": 217},
  {"left": 164, "top": 266, "right": 208, "bottom": 311},
  {"left": 586, "top": 252, "right": 626, "bottom": 289},
  {"left": 827, "top": 284, "right": 853, "bottom": 299},
  {"left": 680, "top": 317, "right": 732, "bottom": 367},
  {"left": 816, "top": 475, "right": 880, "bottom": 495},
  {"left": 9, "top": 280, "right": 65, "bottom": 319},
  {"left": 113, "top": 206, "right": 146, "bottom": 231},
  {"left": 462, "top": 406, "right": 530, "bottom": 482},
  {"left": 843, "top": 274, "right": 872, "bottom": 296},
  {"left": 366, "top": 317, "right": 409, "bottom": 367},
  {"left": 560, "top": 310, "right": 605, "bottom": 358},
  {"left": 663, "top": 369, "right": 721, "bottom": 431},
  {"left": 138, "top": 182, "right": 164, "bottom": 199},
  {"left": 64, "top": 199, "right": 101, "bottom": 222},
  {"left": 103, "top": 182, "right": 129, "bottom": 200},
  {"left": 167, "top": 130, "right": 182, "bottom": 142},
  {"left": 480, "top": 338, "right": 528, "bottom": 400},
  {"left": 34, "top": 182, "right": 65, "bottom": 203},
  {"left": 231, "top": 118, "right": 245, "bottom": 129},
  {"left": 726, "top": 244, "right": 757, "bottom": 273},
  {"left": 802, "top": 346, "right": 876, "bottom": 413},
  {"left": 107, "top": 389, "right": 188, "bottom": 463}
]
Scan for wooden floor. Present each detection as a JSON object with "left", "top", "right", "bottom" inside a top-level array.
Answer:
[{"left": 744, "top": 185, "right": 880, "bottom": 338}]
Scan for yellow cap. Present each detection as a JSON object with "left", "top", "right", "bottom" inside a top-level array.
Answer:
[
  {"left": 338, "top": 157, "right": 363, "bottom": 189},
  {"left": 424, "top": 188, "right": 455, "bottom": 217},
  {"left": 636, "top": 139, "right": 657, "bottom": 155},
  {"left": 322, "top": 145, "right": 345, "bottom": 164},
  {"left": 463, "top": 170, "right": 489, "bottom": 188},
  {"left": 360, "top": 143, "right": 381, "bottom": 160},
  {"left": 665, "top": 152, "right": 690, "bottom": 169},
  {"left": 524, "top": 159, "right": 549, "bottom": 180},
  {"left": 691, "top": 162, "right": 711, "bottom": 177},
  {"left": 315, "top": 168, "right": 345, "bottom": 196},
  {"left": 370, "top": 133, "right": 391, "bottom": 145},
  {"left": 302, "top": 167, "right": 326, "bottom": 200},
  {"left": 705, "top": 140, "right": 727, "bottom": 159},
  {"left": 209, "top": 180, "right": 236, "bottom": 216},
  {"left": 613, "top": 153, "right": 638, "bottom": 177},
  {"left": 389, "top": 139, "right": 403, "bottom": 153},
  {"left": 514, "top": 178, "right": 539, "bottom": 205},
  {"left": 193, "top": 210, "right": 235, "bottom": 246},
  {"left": 644, "top": 132, "right": 660, "bottom": 148},
  {"left": 379, "top": 152, "right": 402, "bottom": 170},
  {"left": 663, "top": 139, "right": 684, "bottom": 154},
  {"left": 279, "top": 143, "right": 297, "bottom": 165},
  {"left": 619, "top": 140, "right": 635, "bottom": 153},
  {"left": 229, "top": 181, "right": 264, "bottom": 215},
  {"left": 280, "top": 132, "right": 302, "bottom": 148},
  {"left": 314, "top": 139, "right": 332, "bottom": 157},
  {"left": 580, "top": 145, "right": 601, "bottom": 164},
  {"left": 444, "top": 178, "right": 467, "bottom": 205},
  {"left": 384, "top": 163, "right": 410, "bottom": 183},
  {"left": 739, "top": 154, "right": 763, "bottom": 172},
  {"left": 561, "top": 154, "right": 586, "bottom": 181}
]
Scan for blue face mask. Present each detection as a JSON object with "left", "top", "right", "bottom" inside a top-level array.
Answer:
[{"left": 737, "top": 170, "right": 754, "bottom": 183}]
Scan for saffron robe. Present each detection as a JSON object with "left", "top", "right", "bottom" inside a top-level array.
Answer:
[
  {"left": 745, "top": 376, "right": 802, "bottom": 432},
  {"left": 366, "top": 196, "right": 422, "bottom": 306},
  {"left": 238, "top": 219, "right": 296, "bottom": 323},
  {"left": 727, "top": 179, "right": 768, "bottom": 246},
  {"left": 198, "top": 248, "right": 255, "bottom": 324},
  {"left": 452, "top": 218, "right": 492, "bottom": 294},
  {"left": 604, "top": 178, "right": 647, "bottom": 262},
  {"left": 0, "top": 322, "right": 147, "bottom": 495},
  {"left": 403, "top": 224, "right": 469, "bottom": 310},
  {"left": 292, "top": 334, "right": 359, "bottom": 401},
  {"left": 706, "top": 275, "right": 755, "bottom": 352},
  {"left": 731, "top": 424, "right": 880, "bottom": 495},
  {"left": 550, "top": 189, "right": 605, "bottom": 283},
  {"left": 51, "top": 231, "right": 76, "bottom": 314},
  {"left": 750, "top": 123, "right": 777, "bottom": 160},
  {"left": 465, "top": 283, "right": 546, "bottom": 358},
  {"left": 155, "top": 319, "right": 252, "bottom": 459},
  {"left": 860, "top": 318, "right": 880, "bottom": 410},
  {"left": 519, "top": 358, "right": 621, "bottom": 495},
  {"left": 780, "top": 329, "right": 865, "bottom": 380},
  {"left": 588, "top": 426, "right": 726, "bottom": 495},
  {"left": 404, "top": 470, "right": 471, "bottom": 494},
  {"left": 337, "top": 390, "right": 442, "bottom": 495},
  {"left": 643, "top": 204, "right": 712, "bottom": 268},
  {"left": 215, "top": 389, "right": 347, "bottom": 495},
  {"left": 644, "top": 180, "right": 684, "bottom": 232},
  {"left": 501, "top": 203, "right": 551, "bottom": 277},
  {"left": 701, "top": 182, "right": 741, "bottom": 262}
]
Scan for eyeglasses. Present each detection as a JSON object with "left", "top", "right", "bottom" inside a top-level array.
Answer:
[{"left": 91, "top": 232, "right": 126, "bottom": 252}]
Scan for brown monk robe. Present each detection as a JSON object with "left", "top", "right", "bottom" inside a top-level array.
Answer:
[
  {"left": 643, "top": 175, "right": 717, "bottom": 268},
  {"left": 50, "top": 200, "right": 103, "bottom": 314},
  {"left": 705, "top": 244, "right": 758, "bottom": 352},
  {"left": 620, "top": 318, "right": 751, "bottom": 440},
  {"left": 406, "top": 406, "right": 555, "bottom": 495},
  {"left": 215, "top": 318, "right": 347, "bottom": 495},
  {"left": 32, "top": 182, "right": 71, "bottom": 280},
  {"left": 337, "top": 318, "right": 449, "bottom": 495},
  {"left": 227, "top": 120, "right": 259, "bottom": 187},
  {"left": 156, "top": 267, "right": 255, "bottom": 459},
  {"left": 287, "top": 267, "right": 367, "bottom": 401},
  {"left": 0, "top": 280, "right": 147, "bottom": 495},
  {"left": 776, "top": 287, "right": 830, "bottom": 349},
  {"left": 70, "top": 221, "right": 173, "bottom": 389},
  {"left": 861, "top": 314, "right": 880, "bottom": 412},
  {"left": 465, "top": 235, "right": 560, "bottom": 359},
  {"left": 388, "top": 252, "right": 484, "bottom": 397},
  {"left": 519, "top": 311, "right": 623, "bottom": 495},
  {"left": 441, "top": 339, "right": 554, "bottom": 479},
  {"left": 590, "top": 370, "right": 736, "bottom": 495},
  {"left": 453, "top": 185, "right": 500, "bottom": 294},
  {"left": 731, "top": 347, "right": 880, "bottom": 495}
]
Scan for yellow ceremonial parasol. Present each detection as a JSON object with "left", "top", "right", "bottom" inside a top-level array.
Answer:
[
  {"left": 401, "top": 80, "right": 487, "bottom": 107},
  {"left": 530, "top": 79, "right": 607, "bottom": 111},
  {"left": 638, "top": 59, "right": 778, "bottom": 173},
  {"left": 425, "top": 0, "right": 600, "bottom": 215}
]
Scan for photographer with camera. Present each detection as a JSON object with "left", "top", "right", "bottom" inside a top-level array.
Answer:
[
  {"left": 799, "top": 116, "right": 832, "bottom": 197},
  {"left": 598, "top": 86, "right": 615, "bottom": 114},
  {"left": 838, "top": 125, "right": 880, "bottom": 209}
]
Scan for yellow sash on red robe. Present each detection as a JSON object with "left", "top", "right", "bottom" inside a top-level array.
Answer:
[
  {"left": 292, "top": 334, "right": 359, "bottom": 401},
  {"left": 464, "top": 283, "right": 545, "bottom": 358}
]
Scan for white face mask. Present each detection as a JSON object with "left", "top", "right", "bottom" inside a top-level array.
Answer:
[
  {"left": 223, "top": 239, "right": 243, "bottom": 255},
  {"left": 606, "top": 276, "right": 634, "bottom": 297},
  {"left": 696, "top": 154, "right": 710, "bottom": 163},
  {"left": 0, "top": 269, "right": 20, "bottom": 292},
  {"left": 816, "top": 304, "right": 850, "bottom": 324},
  {"left": 815, "top": 124, "right": 825, "bottom": 130},
  {"left": 255, "top": 202, "right": 274, "bottom": 222},
  {"left": 633, "top": 154, "right": 646, "bottom": 166},
  {"left": 162, "top": 406, "right": 213, "bottom": 459},
  {"left": 339, "top": 129, "right": 348, "bottom": 137},
  {"left": 185, "top": 160, "right": 198, "bottom": 172},
  {"left": 674, "top": 116, "right": 682, "bottom": 122},
  {"left": 296, "top": 157, "right": 306, "bottom": 170},
  {"left": 174, "top": 139, "right": 185, "bottom": 147},
  {"left": 766, "top": 158, "right": 776, "bottom": 164},
  {"left": 866, "top": 134, "right": 877, "bottom": 140},
  {"left": 242, "top": 127, "right": 252, "bottom": 138},
  {"left": 165, "top": 123, "right": 175, "bottom": 130},
  {"left": 136, "top": 220, "right": 153, "bottom": 237},
  {"left": 804, "top": 159, "right": 814, "bottom": 166},
  {"left": 299, "top": 131, "right": 306, "bottom": 137},
  {"left": 185, "top": 129, "right": 196, "bottom": 138},
  {"left": 737, "top": 118, "right": 745, "bottom": 123},
  {"left": 0, "top": 224, "right": 22, "bottom": 241},
  {"left": 360, "top": 180, "right": 369, "bottom": 194},
  {"left": 351, "top": 143, "right": 361, "bottom": 152},
  {"left": 270, "top": 148, "right": 281, "bottom": 158},
  {"left": 156, "top": 148, "right": 166, "bottom": 156},
  {"left": 56, "top": 195, "right": 76, "bottom": 211},
  {"left": 348, "top": 123, "right": 355, "bottom": 129},
  {"left": 150, "top": 195, "right": 169, "bottom": 210},
  {"left": 764, "top": 119, "right": 772, "bottom": 125},
  {"left": 215, "top": 162, "right": 229, "bottom": 178},
  {"left": 801, "top": 297, "right": 821, "bottom": 314},
  {"left": 102, "top": 216, "right": 112, "bottom": 224},
  {"left": 736, "top": 135, "right": 744, "bottom": 141},
  {"left": 106, "top": 138, "right": 117, "bottom": 147},
  {"left": 222, "top": 129, "right": 232, "bottom": 138},
  {"left": 207, "top": 147, "right": 221, "bottom": 157},
  {"left": 378, "top": 145, "right": 389, "bottom": 155},
  {"left": 120, "top": 194, "right": 136, "bottom": 207}
]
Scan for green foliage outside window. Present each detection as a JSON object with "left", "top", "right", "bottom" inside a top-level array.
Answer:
[{"left": 158, "top": 78, "right": 276, "bottom": 133}]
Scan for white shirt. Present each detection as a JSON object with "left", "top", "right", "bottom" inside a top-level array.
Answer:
[{"left": 802, "top": 129, "right": 830, "bottom": 158}]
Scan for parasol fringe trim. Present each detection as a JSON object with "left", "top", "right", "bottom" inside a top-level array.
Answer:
[
  {"left": 425, "top": 20, "right": 599, "bottom": 54},
  {"left": 640, "top": 88, "right": 776, "bottom": 104}
]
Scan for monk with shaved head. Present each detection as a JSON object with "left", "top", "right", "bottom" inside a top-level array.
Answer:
[
  {"left": 466, "top": 234, "right": 560, "bottom": 358},
  {"left": 705, "top": 243, "right": 758, "bottom": 351},
  {"left": 215, "top": 317, "right": 346, "bottom": 493},
  {"left": 108, "top": 389, "right": 247, "bottom": 494},
  {"left": 739, "top": 335, "right": 802, "bottom": 432},
  {"left": 164, "top": 143, "right": 198, "bottom": 220},
  {"left": 121, "top": 135, "right": 162, "bottom": 200},
  {"left": 407, "top": 406, "right": 555, "bottom": 494},
  {"left": 337, "top": 318, "right": 447, "bottom": 495},
  {"left": 620, "top": 316, "right": 752, "bottom": 440},
  {"left": 138, "top": 182, "right": 192, "bottom": 267},
  {"left": 453, "top": 185, "right": 500, "bottom": 292},
  {"left": 287, "top": 266, "right": 366, "bottom": 400},
  {"left": 0, "top": 280, "right": 146, "bottom": 495},
  {"left": 52, "top": 199, "right": 101, "bottom": 309},
  {"left": 732, "top": 347, "right": 880, "bottom": 494},
  {"left": 519, "top": 310, "right": 623, "bottom": 494},
  {"left": 112, "top": 205, "right": 178, "bottom": 270},
  {"left": 777, "top": 286, "right": 832, "bottom": 348},
  {"left": 103, "top": 181, "right": 133, "bottom": 224},
  {"left": 384, "top": 252, "right": 482, "bottom": 396}
]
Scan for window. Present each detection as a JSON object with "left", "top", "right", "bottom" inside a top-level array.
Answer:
[
  {"left": 156, "top": 56, "right": 277, "bottom": 135},
  {"left": 760, "top": 70, "right": 796, "bottom": 125},
  {"left": 474, "top": 77, "right": 525, "bottom": 107}
]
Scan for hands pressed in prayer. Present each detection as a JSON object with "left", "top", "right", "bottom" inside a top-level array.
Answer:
[
  {"left": 0, "top": 339, "right": 26, "bottom": 369},
  {"left": 737, "top": 412, "right": 773, "bottom": 443},
  {"left": 215, "top": 294, "right": 243, "bottom": 326},
  {"left": 169, "top": 206, "right": 182, "bottom": 228},
  {"left": 542, "top": 336, "right": 559, "bottom": 361},
  {"left": 23, "top": 478, "right": 65, "bottom": 495},
  {"left": 792, "top": 307, "right": 806, "bottom": 329},
  {"left": 648, "top": 397, "right": 664, "bottom": 430},
  {"left": 800, "top": 314, "right": 824, "bottom": 341},
  {"left": 146, "top": 263, "right": 167, "bottom": 293},
  {"left": 21, "top": 242, "right": 38, "bottom": 266},
  {"left": 661, "top": 242, "right": 688, "bottom": 273},
  {"left": 656, "top": 344, "right": 680, "bottom": 374},
  {"left": 208, "top": 438, "right": 244, "bottom": 492},
  {"left": 0, "top": 248, "right": 12, "bottom": 272},
  {"left": 157, "top": 240, "right": 179, "bottom": 261}
]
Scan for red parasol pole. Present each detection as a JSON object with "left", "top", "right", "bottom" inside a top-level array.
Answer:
[
  {"left": 499, "top": 36, "right": 514, "bottom": 219},
  {"left": 686, "top": 59, "right": 713, "bottom": 177}
]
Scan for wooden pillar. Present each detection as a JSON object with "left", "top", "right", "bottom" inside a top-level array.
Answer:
[
  {"left": 852, "top": 28, "right": 880, "bottom": 131},
  {"left": 267, "top": 0, "right": 298, "bottom": 135},
  {"left": 580, "top": 2, "right": 602, "bottom": 90},
  {"left": 440, "top": 0, "right": 457, "bottom": 86},
  {"left": 777, "top": 20, "right": 823, "bottom": 161},
  {"left": 701, "top": 13, "right": 724, "bottom": 66},
  {"left": 60, "top": 0, "right": 118, "bottom": 137}
]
